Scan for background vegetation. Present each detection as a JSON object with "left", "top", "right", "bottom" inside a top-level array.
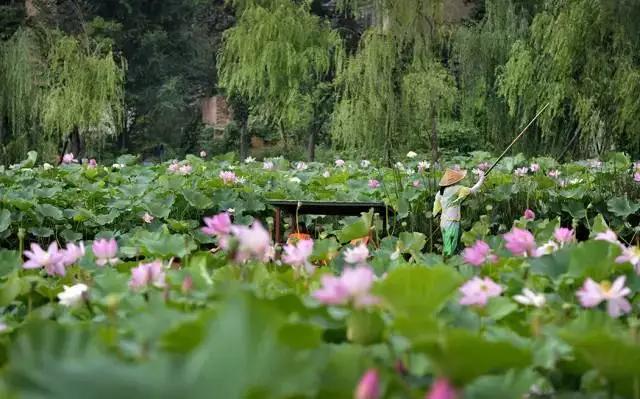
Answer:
[{"left": 1, "top": 0, "right": 639, "bottom": 164}]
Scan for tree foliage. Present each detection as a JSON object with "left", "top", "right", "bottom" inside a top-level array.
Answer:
[
  {"left": 498, "top": 0, "right": 640, "bottom": 157},
  {"left": 218, "top": 0, "right": 343, "bottom": 150}
]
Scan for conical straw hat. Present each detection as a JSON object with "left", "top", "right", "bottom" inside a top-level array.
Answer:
[{"left": 439, "top": 168, "right": 467, "bottom": 187}]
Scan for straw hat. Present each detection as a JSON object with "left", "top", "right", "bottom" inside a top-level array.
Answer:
[{"left": 439, "top": 168, "right": 467, "bottom": 187}]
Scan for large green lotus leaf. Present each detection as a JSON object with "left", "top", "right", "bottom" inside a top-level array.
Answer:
[
  {"left": 417, "top": 329, "right": 532, "bottom": 385},
  {"left": 567, "top": 240, "right": 618, "bottom": 280},
  {"left": 397, "top": 232, "right": 426, "bottom": 254},
  {"left": 136, "top": 230, "right": 196, "bottom": 258},
  {"left": 463, "top": 368, "right": 538, "bottom": 399},
  {"left": 607, "top": 195, "right": 640, "bottom": 218},
  {"left": 0, "top": 209, "right": 11, "bottom": 233},
  {"left": 28, "top": 227, "right": 53, "bottom": 238},
  {"left": 529, "top": 247, "right": 571, "bottom": 279},
  {"left": 336, "top": 218, "right": 369, "bottom": 243},
  {"left": 374, "top": 266, "right": 463, "bottom": 316},
  {"left": 317, "top": 344, "right": 367, "bottom": 398},
  {"left": 182, "top": 188, "right": 213, "bottom": 210},
  {"left": 0, "top": 250, "right": 20, "bottom": 277}
]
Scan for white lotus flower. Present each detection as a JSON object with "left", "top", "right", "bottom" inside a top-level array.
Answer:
[
  {"left": 513, "top": 288, "right": 546, "bottom": 308},
  {"left": 57, "top": 284, "right": 89, "bottom": 307},
  {"left": 406, "top": 151, "right": 417, "bottom": 158}
]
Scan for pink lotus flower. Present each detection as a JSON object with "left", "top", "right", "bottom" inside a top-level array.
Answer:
[
  {"left": 426, "top": 378, "right": 458, "bottom": 399},
  {"left": 219, "top": 170, "right": 237, "bottom": 184},
  {"left": 477, "top": 162, "right": 490, "bottom": 171},
  {"left": 178, "top": 164, "right": 192, "bottom": 175},
  {"left": 634, "top": 172, "right": 640, "bottom": 182},
  {"left": 554, "top": 227, "right": 575, "bottom": 245},
  {"left": 418, "top": 161, "right": 431, "bottom": 172},
  {"left": 263, "top": 160, "right": 274, "bottom": 170},
  {"left": 462, "top": 240, "right": 497, "bottom": 267},
  {"left": 514, "top": 167, "right": 529, "bottom": 176},
  {"left": 62, "top": 153, "right": 76, "bottom": 164},
  {"left": 335, "top": 159, "right": 345, "bottom": 167},
  {"left": 504, "top": 227, "right": 537, "bottom": 256},
  {"left": 355, "top": 369, "right": 380, "bottom": 399},
  {"left": 459, "top": 276, "right": 503, "bottom": 307},
  {"left": 634, "top": 161, "right": 640, "bottom": 171},
  {"left": 282, "top": 239, "right": 315, "bottom": 274},
  {"left": 167, "top": 161, "right": 180, "bottom": 173},
  {"left": 313, "top": 266, "right": 379, "bottom": 308},
  {"left": 412, "top": 180, "right": 421, "bottom": 188},
  {"left": 577, "top": 276, "right": 631, "bottom": 318},
  {"left": 368, "top": 179, "right": 380, "bottom": 189},
  {"left": 344, "top": 244, "right": 369, "bottom": 265},
  {"left": 61, "top": 242, "right": 85, "bottom": 266},
  {"left": 230, "top": 221, "right": 272, "bottom": 263},
  {"left": 530, "top": 163, "right": 540, "bottom": 172},
  {"left": 200, "top": 150, "right": 207, "bottom": 158},
  {"left": 202, "top": 212, "right": 232, "bottom": 236},
  {"left": 616, "top": 245, "right": 640, "bottom": 273},
  {"left": 142, "top": 212, "right": 154, "bottom": 224},
  {"left": 92, "top": 238, "right": 119, "bottom": 266},
  {"left": 524, "top": 209, "right": 535, "bottom": 220},
  {"left": 88, "top": 159, "right": 97, "bottom": 168},
  {"left": 23, "top": 242, "right": 66, "bottom": 276},
  {"left": 595, "top": 229, "right": 619, "bottom": 244},
  {"left": 548, "top": 169, "right": 561, "bottom": 178},
  {"left": 129, "top": 260, "right": 166, "bottom": 289}
]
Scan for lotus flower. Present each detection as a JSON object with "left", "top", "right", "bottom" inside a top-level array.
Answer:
[
  {"left": 426, "top": 378, "right": 458, "bottom": 399},
  {"left": 61, "top": 242, "right": 85, "bottom": 266},
  {"left": 530, "top": 163, "right": 540, "bottom": 172},
  {"left": 616, "top": 245, "right": 640, "bottom": 273},
  {"left": 57, "top": 283, "right": 89, "bottom": 307},
  {"left": 92, "top": 238, "right": 119, "bottom": 266},
  {"left": 199, "top": 150, "right": 207, "bottom": 158},
  {"left": 535, "top": 240, "right": 559, "bottom": 257},
  {"left": 355, "top": 369, "right": 380, "bottom": 399},
  {"left": 322, "top": 171, "right": 331, "bottom": 178},
  {"left": 129, "top": 260, "right": 166, "bottom": 289},
  {"left": 282, "top": 239, "right": 315, "bottom": 275},
  {"left": 418, "top": 161, "right": 431, "bottom": 172},
  {"left": 231, "top": 222, "right": 272, "bottom": 263},
  {"left": 344, "top": 244, "right": 369, "bottom": 265},
  {"left": 177, "top": 164, "right": 192, "bottom": 175},
  {"left": 62, "top": 153, "right": 76, "bottom": 164},
  {"left": 504, "top": 227, "right": 537, "bottom": 256},
  {"left": 524, "top": 209, "right": 535, "bottom": 220},
  {"left": 88, "top": 159, "right": 97, "bottom": 168},
  {"left": 219, "top": 170, "right": 237, "bottom": 184},
  {"left": 394, "top": 162, "right": 404, "bottom": 170},
  {"left": 295, "top": 161, "right": 308, "bottom": 171},
  {"left": 335, "top": 159, "right": 345, "bottom": 167},
  {"left": 244, "top": 156, "right": 255, "bottom": 164},
  {"left": 406, "top": 151, "right": 417, "bottom": 158},
  {"left": 368, "top": 179, "right": 380, "bottom": 189},
  {"left": 142, "top": 212, "right": 154, "bottom": 224},
  {"left": 514, "top": 167, "right": 529, "bottom": 176},
  {"left": 202, "top": 212, "right": 232, "bottom": 236},
  {"left": 263, "top": 160, "right": 274, "bottom": 170},
  {"left": 459, "top": 276, "right": 503, "bottom": 307},
  {"left": 595, "top": 229, "right": 621, "bottom": 245},
  {"left": 554, "top": 227, "right": 575, "bottom": 246},
  {"left": 577, "top": 276, "right": 631, "bottom": 318},
  {"left": 548, "top": 169, "right": 561, "bottom": 178},
  {"left": 477, "top": 162, "right": 490, "bottom": 171},
  {"left": 313, "top": 266, "right": 379, "bottom": 308},
  {"left": 23, "top": 242, "right": 66, "bottom": 276},
  {"left": 167, "top": 161, "right": 180, "bottom": 173},
  {"left": 513, "top": 288, "right": 546, "bottom": 307},
  {"left": 634, "top": 172, "right": 640, "bottom": 182},
  {"left": 462, "top": 240, "right": 497, "bottom": 267}
]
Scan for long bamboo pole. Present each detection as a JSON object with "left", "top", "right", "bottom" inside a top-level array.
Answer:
[{"left": 485, "top": 102, "right": 550, "bottom": 176}]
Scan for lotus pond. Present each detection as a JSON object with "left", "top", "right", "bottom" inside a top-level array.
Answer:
[{"left": 0, "top": 151, "right": 639, "bottom": 398}]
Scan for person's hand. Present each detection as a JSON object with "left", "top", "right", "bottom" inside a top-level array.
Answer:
[{"left": 477, "top": 171, "right": 486, "bottom": 182}]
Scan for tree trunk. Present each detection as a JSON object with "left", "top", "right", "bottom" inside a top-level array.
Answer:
[
  {"left": 239, "top": 121, "right": 248, "bottom": 160},
  {"left": 307, "top": 128, "right": 316, "bottom": 162},
  {"left": 430, "top": 106, "right": 440, "bottom": 166},
  {"left": 279, "top": 120, "right": 288, "bottom": 151},
  {"left": 70, "top": 127, "right": 82, "bottom": 157}
]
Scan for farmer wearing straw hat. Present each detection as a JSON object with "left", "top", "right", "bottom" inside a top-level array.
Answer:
[{"left": 433, "top": 168, "right": 485, "bottom": 257}]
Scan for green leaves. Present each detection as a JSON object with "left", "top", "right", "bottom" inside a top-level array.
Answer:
[
  {"left": 607, "top": 195, "right": 640, "bottom": 218},
  {"left": 0, "top": 209, "right": 11, "bottom": 233},
  {"left": 375, "top": 266, "right": 463, "bottom": 316}
]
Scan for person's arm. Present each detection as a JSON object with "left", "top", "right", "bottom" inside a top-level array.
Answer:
[
  {"left": 469, "top": 172, "right": 486, "bottom": 194},
  {"left": 453, "top": 173, "right": 486, "bottom": 203},
  {"left": 433, "top": 193, "right": 442, "bottom": 216}
]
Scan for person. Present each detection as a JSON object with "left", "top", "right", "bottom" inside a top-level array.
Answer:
[{"left": 432, "top": 168, "right": 485, "bottom": 257}]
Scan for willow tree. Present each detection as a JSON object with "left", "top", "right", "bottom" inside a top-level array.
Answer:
[
  {"left": 452, "top": 0, "right": 530, "bottom": 151},
  {"left": 218, "top": 0, "right": 343, "bottom": 160},
  {"left": 331, "top": 0, "right": 456, "bottom": 163},
  {"left": 0, "top": 27, "right": 125, "bottom": 163},
  {"left": 498, "top": 0, "right": 640, "bottom": 157}
]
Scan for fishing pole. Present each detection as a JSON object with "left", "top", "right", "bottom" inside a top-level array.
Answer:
[{"left": 485, "top": 102, "right": 550, "bottom": 176}]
